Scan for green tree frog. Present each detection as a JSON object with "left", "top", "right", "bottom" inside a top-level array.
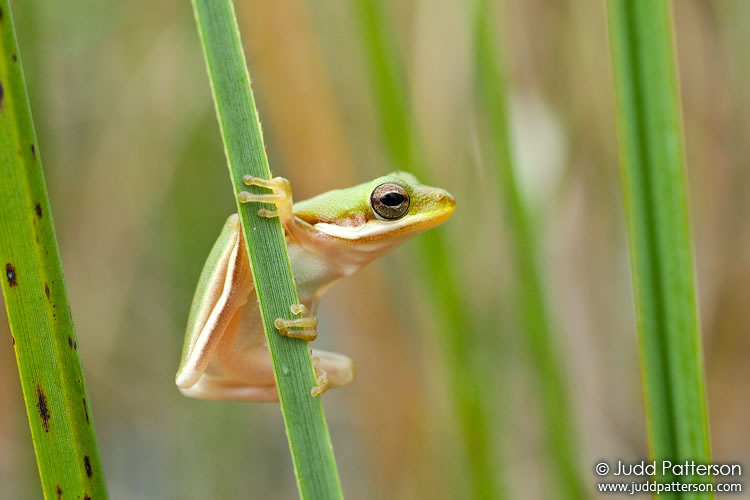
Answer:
[{"left": 175, "top": 172, "right": 455, "bottom": 401}]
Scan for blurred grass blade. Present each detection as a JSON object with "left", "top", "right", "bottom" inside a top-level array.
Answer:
[
  {"left": 190, "top": 0, "right": 343, "bottom": 498},
  {"left": 351, "top": 1, "right": 505, "bottom": 498},
  {"left": 0, "top": 1, "right": 108, "bottom": 498},
  {"left": 607, "top": 0, "right": 712, "bottom": 495},
  {"left": 472, "top": 1, "right": 586, "bottom": 498}
]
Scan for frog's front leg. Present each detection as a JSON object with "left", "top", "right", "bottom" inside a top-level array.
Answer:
[
  {"left": 274, "top": 303, "right": 318, "bottom": 341},
  {"left": 237, "top": 177, "right": 319, "bottom": 336},
  {"left": 237, "top": 175, "right": 294, "bottom": 223}
]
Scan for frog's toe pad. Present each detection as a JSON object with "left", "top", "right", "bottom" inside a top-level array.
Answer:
[{"left": 274, "top": 304, "right": 318, "bottom": 341}]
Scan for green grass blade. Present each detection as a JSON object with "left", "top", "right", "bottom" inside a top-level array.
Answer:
[
  {"left": 472, "top": 1, "right": 586, "bottom": 498},
  {"left": 0, "top": 1, "right": 108, "bottom": 498},
  {"left": 607, "top": 1, "right": 712, "bottom": 495},
  {"left": 351, "top": 1, "right": 504, "bottom": 498},
  {"left": 190, "top": 1, "right": 343, "bottom": 498}
]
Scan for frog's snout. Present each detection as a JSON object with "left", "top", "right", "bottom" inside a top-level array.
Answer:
[
  {"left": 432, "top": 190, "right": 456, "bottom": 223},
  {"left": 436, "top": 190, "right": 456, "bottom": 210}
]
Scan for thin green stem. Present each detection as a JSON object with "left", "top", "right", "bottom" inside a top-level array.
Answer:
[
  {"left": 607, "top": 1, "right": 711, "bottom": 496},
  {"left": 472, "top": 1, "right": 586, "bottom": 498},
  {"left": 351, "top": 1, "right": 504, "bottom": 498},
  {"left": 190, "top": 1, "right": 342, "bottom": 499},
  {"left": 0, "top": 1, "right": 108, "bottom": 498}
]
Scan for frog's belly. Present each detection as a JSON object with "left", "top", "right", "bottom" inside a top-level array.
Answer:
[{"left": 287, "top": 241, "right": 348, "bottom": 300}]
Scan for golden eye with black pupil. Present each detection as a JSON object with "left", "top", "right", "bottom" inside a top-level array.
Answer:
[{"left": 371, "top": 183, "right": 410, "bottom": 220}]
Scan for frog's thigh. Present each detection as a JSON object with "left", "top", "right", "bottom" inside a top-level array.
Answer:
[
  {"left": 312, "top": 349, "right": 355, "bottom": 388},
  {"left": 181, "top": 346, "right": 354, "bottom": 401},
  {"left": 218, "top": 347, "right": 354, "bottom": 393},
  {"left": 192, "top": 341, "right": 278, "bottom": 401},
  {"left": 179, "top": 375, "right": 279, "bottom": 402}
]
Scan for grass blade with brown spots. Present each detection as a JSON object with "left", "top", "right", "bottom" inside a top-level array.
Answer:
[{"left": 0, "top": 0, "right": 108, "bottom": 498}]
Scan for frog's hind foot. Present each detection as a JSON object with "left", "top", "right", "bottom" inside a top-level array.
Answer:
[
  {"left": 309, "top": 349, "right": 354, "bottom": 397},
  {"left": 237, "top": 175, "right": 293, "bottom": 220},
  {"left": 274, "top": 303, "right": 318, "bottom": 341},
  {"left": 311, "top": 357, "right": 331, "bottom": 397}
]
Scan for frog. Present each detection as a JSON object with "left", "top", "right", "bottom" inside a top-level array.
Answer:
[{"left": 176, "top": 172, "right": 455, "bottom": 401}]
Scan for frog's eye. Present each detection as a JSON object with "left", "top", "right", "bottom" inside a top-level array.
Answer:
[{"left": 371, "top": 183, "right": 410, "bottom": 220}]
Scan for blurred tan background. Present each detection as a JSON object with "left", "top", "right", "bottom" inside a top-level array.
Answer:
[{"left": 1, "top": 0, "right": 748, "bottom": 498}]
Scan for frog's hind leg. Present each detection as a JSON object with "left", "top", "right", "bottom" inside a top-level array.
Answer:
[
  {"left": 176, "top": 217, "right": 253, "bottom": 389},
  {"left": 180, "top": 348, "right": 353, "bottom": 401},
  {"left": 179, "top": 376, "right": 279, "bottom": 402}
]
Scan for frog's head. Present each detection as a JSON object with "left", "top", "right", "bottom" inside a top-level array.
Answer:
[
  {"left": 362, "top": 171, "right": 456, "bottom": 237},
  {"left": 294, "top": 172, "right": 455, "bottom": 260}
]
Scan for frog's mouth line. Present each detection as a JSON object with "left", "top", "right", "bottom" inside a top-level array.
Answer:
[{"left": 312, "top": 204, "right": 455, "bottom": 241}]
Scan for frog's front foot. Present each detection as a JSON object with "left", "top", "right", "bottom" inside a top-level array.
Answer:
[
  {"left": 311, "top": 356, "right": 330, "bottom": 397},
  {"left": 237, "top": 175, "right": 293, "bottom": 220},
  {"left": 274, "top": 303, "right": 318, "bottom": 341}
]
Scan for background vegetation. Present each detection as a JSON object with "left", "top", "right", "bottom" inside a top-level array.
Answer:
[{"left": 1, "top": 0, "right": 748, "bottom": 498}]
